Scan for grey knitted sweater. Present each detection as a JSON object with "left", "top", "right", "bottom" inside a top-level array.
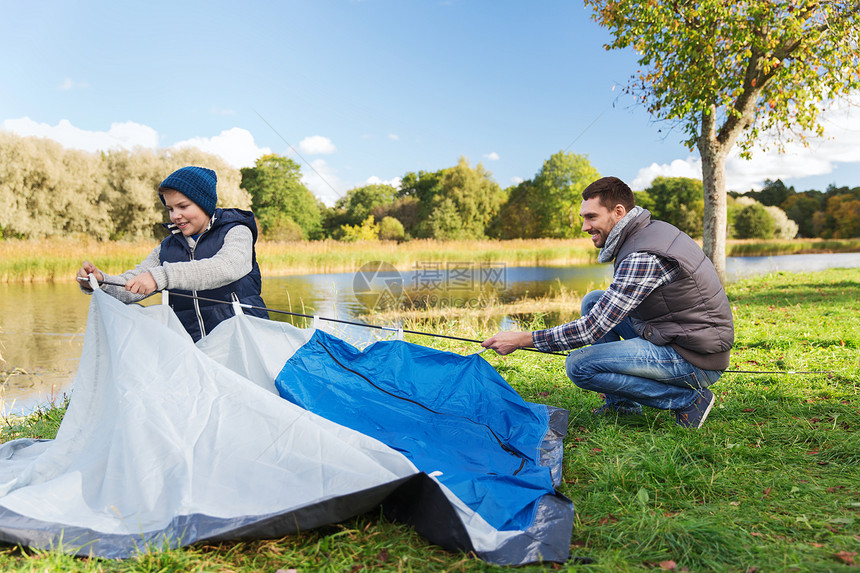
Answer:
[{"left": 82, "top": 226, "right": 254, "bottom": 303}]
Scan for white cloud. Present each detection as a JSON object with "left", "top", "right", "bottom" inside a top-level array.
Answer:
[
  {"left": 631, "top": 158, "right": 701, "bottom": 190},
  {"left": 483, "top": 152, "right": 500, "bottom": 161},
  {"left": 388, "top": 133, "right": 399, "bottom": 141},
  {"left": 2, "top": 118, "right": 270, "bottom": 169},
  {"left": 298, "top": 135, "right": 336, "bottom": 155},
  {"left": 173, "top": 127, "right": 270, "bottom": 168},
  {"left": 58, "top": 78, "right": 88, "bottom": 91},
  {"left": 302, "top": 158, "right": 347, "bottom": 207},
  {"left": 2, "top": 117, "right": 158, "bottom": 152},
  {"left": 633, "top": 95, "right": 860, "bottom": 192},
  {"left": 511, "top": 176, "right": 524, "bottom": 185},
  {"left": 365, "top": 175, "right": 402, "bottom": 189}
]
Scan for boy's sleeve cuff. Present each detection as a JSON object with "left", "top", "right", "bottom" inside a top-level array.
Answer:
[{"left": 149, "top": 267, "right": 168, "bottom": 290}]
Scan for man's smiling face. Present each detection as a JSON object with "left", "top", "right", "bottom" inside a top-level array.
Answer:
[{"left": 580, "top": 196, "right": 626, "bottom": 248}]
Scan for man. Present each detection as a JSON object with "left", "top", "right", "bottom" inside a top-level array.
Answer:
[{"left": 482, "top": 177, "right": 734, "bottom": 429}]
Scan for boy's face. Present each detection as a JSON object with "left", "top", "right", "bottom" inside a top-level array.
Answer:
[{"left": 161, "top": 189, "right": 210, "bottom": 236}]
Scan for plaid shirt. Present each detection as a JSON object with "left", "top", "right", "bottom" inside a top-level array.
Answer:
[{"left": 532, "top": 252, "right": 680, "bottom": 352}]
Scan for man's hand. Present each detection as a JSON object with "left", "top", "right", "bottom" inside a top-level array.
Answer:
[
  {"left": 76, "top": 261, "right": 104, "bottom": 290},
  {"left": 481, "top": 331, "right": 535, "bottom": 356},
  {"left": 125, "top": 272, "right": 157, "bottom": 296}
]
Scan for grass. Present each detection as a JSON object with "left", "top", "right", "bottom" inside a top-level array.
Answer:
[
  {"left": 0, "top": 268, "right": 858, "bottom": 571},
  {"left": 2, "top": 236, "right": 858, "bottom": 282}
]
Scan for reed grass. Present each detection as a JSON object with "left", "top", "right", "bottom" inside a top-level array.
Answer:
[
  {"left": 0, "top": 237, "right": 598, "bottom": 282},
  {"left": 726, "top": 237, "right": 860, "bottom": 256},
  {"left": 256, "top": 238, "right": 600, "bottom": 275},
  {"left": 3, "top": 236, "right": 858, "bottom": 283}
]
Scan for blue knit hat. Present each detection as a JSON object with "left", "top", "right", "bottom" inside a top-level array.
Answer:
[{"left": 158, "top": 166, "right": 218, "bottom": 216}]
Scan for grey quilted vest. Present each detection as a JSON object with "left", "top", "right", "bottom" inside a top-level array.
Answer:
[{"left": 613, "top": 210, "right": 734, "bottom": 370}]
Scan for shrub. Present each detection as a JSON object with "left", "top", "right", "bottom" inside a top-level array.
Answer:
[
  {"left": 734, "top": 203, "right": 775, "bottom": 239},
  {"left": 378, "top": 216, "right": 405, "bottom": 241}
]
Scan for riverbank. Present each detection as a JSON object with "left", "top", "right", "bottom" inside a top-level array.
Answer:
[
  {"left": 1, "top": 237, "right": 859, "bottom": 282},
  {"left": 0, "top": 267, "right": 857, "bottom": 571}
]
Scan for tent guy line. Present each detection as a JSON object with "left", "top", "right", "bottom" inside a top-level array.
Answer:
[{"left": 76, "top": 276, "right": 834, "bottom": 375}]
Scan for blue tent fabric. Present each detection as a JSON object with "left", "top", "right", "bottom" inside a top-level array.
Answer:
[{"left": 275, "top": 330, "right": 574, "bottom": 559}]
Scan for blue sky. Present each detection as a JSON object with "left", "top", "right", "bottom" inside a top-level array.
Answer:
[{"left": 2, "top": 0, "right": 859, "bottom": 206}]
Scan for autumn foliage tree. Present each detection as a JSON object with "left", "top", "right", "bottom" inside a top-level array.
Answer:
[{"left": 586, "top": 0, "right": 860, "bottom": 282}]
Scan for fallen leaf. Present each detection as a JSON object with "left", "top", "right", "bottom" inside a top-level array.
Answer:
[
  {"left": 592, "top": 448, "right": 603, "bottom": 453},
  {"left": 763, "top": 488, "right": 772, "bottom": 497},
  {"left": 598, "top": 514, "right": 619, "bottom": 525},
  {"left": 834, "top": 551, "right": 856, "bottom": 565},
  {"left": 377, "top": 548, "right": 389, "bottom": 564},
  {"left": 751, "top": 532, "right": 764, "bottom": 537},
  {"left": 810, "top": 542, "right": 824, "bottom": 548},
  {"left": 746, "top": 567, "right": 759, "bottom": 573},
  {"left": 659, "top": 560, "right": 677, "bottom": 570},
  {"left": 742, "top": 408, "right": 755, "bottom": 413}
]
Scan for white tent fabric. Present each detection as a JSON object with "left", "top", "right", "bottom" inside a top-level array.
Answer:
[{"left": 0, "top": 289, "right": 572, "bottom": 563}]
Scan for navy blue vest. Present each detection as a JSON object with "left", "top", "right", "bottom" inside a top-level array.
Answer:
[{"left": 160, "top": 208, "right": 268, "bottom": 341}]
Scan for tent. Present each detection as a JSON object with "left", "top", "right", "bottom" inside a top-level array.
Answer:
[{"left": 0, "top": 289, "right": 574, "bottom": 565}]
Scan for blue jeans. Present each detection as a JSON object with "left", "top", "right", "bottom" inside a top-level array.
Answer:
[{"left": 565, "top": 290, "right": 723, "bottom": 411}]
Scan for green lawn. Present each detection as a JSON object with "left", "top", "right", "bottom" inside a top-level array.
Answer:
[{"left": 1, "top": 268, "right": 858, "bottom": 572}]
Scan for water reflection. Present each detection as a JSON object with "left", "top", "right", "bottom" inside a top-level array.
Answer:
[{"left": 1, "top": 252, "right": 857, "bottom": 415}]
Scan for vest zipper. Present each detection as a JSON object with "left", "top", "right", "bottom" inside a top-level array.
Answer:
[{"left": 189, "top": 234, "right": 206, "bottom": 339}]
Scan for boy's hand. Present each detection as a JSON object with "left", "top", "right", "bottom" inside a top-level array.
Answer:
[
  {"left": 76, "top": 261, "right": 104, "bottom": 290},
  {"left": 125, "top": 272, "right": 157, "bottom": 296}
]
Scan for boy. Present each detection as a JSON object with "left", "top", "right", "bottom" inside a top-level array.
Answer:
[{"left": 78, "top": 166, "right": 268, "bottom": 341}]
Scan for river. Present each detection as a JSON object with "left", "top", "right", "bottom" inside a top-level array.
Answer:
[{"left": 1, "top": 252, "right": 858, "bottom": 415}]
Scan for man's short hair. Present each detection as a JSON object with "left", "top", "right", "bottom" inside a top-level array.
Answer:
[{"left": 582, "top": 177, "right": 635, "bottom": 212}]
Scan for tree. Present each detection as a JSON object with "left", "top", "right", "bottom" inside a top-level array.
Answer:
[
  {"left": 324, "top": 183, "right": 398, "bottom": 237},
  {"left": 0, "top": 132, "right": 111, "bottom": 239},
  {"left": 825, "top": 194, "right": 860, "bottom": 238},
  {"left": 734, "top": 203, "right": 775, "bottom": 239},
  {"left": 496, "top": 151, "right": 599, "bottom": 239},
  {"left": 103, "top": 147, "right": 248, "bottom": 239},
  {"left": 781, "top": 190, "right": 824, "bottom": 237},
  {"left": 587, "top": 0, "right": 860, "bottom": 283},
  {"left": 530, "top": 151, "right": 600, "bottom": 239},
  {"left": 497, "top": 181, "right": 541, "bottom": 239},
  {"left": 645, "top": 176, "right": 705, "bottom": 238},
  {"left": 400, "top": 158, "right": 505, "bottom": 240},
  {"left": 337, "top": 184, "right": 398, "bottom": 225},
  {"left": 752, "top": 178, "right": 794, "bottom": 207},
  {"left": 241, "top": 154, "right": 322, "bottom": 240}
]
